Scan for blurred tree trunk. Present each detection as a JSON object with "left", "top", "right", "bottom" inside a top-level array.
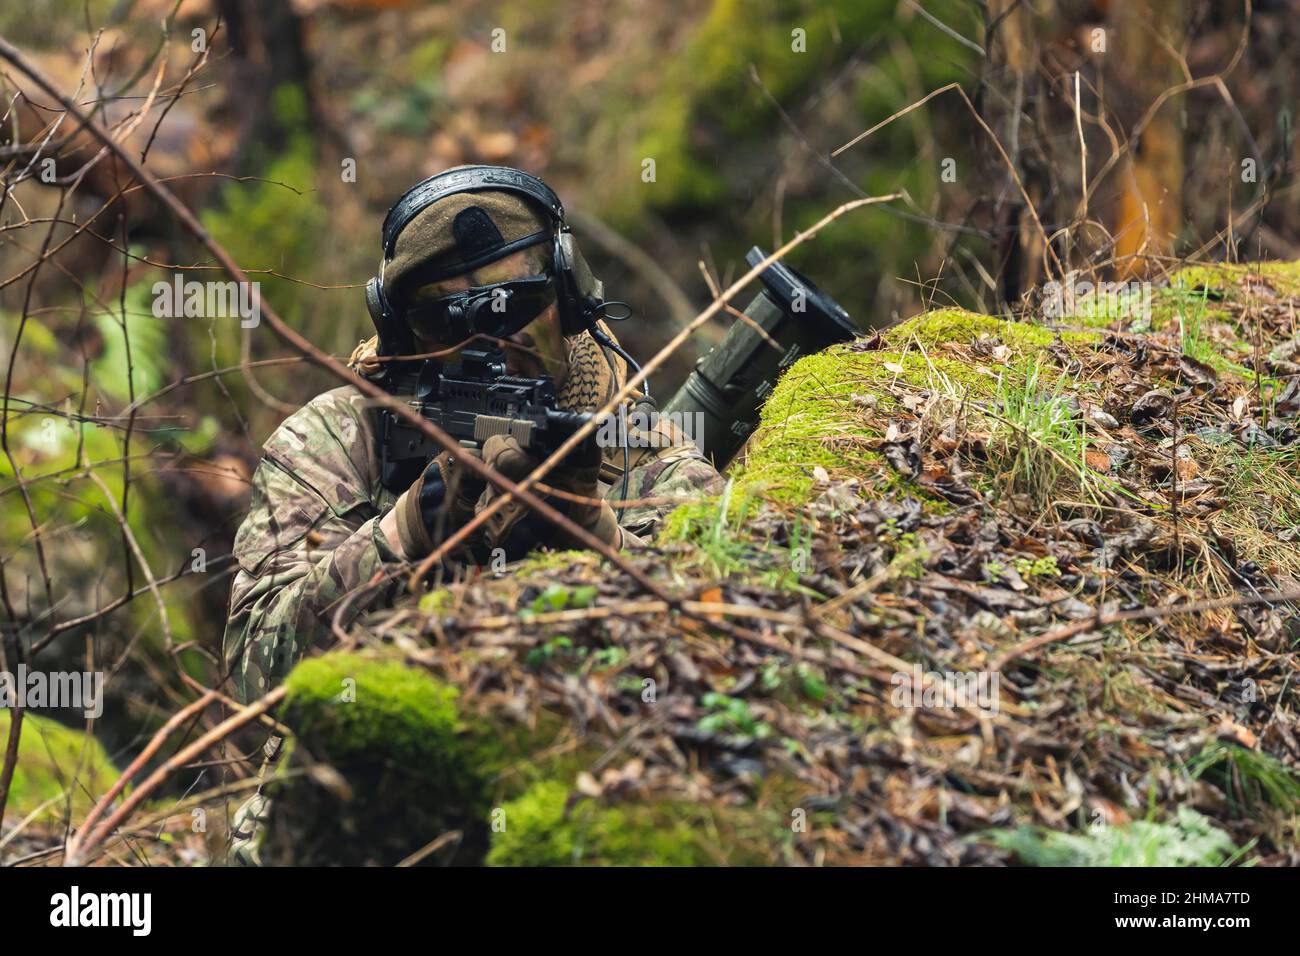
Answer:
[
  {"left": 1108, "top": 0, "right": 1185, "bottom": 277},
  {"left": 983, "top": 0, "right": 1050, "bottom": 308},
  {"left": 214, "top": 0, "right": 317, "bottom": 170}
]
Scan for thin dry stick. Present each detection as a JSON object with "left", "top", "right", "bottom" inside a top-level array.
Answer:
[
  {"left": 65, "top": 686, "right": 286, "bottom": 866},
  {"left": 176, "top": 671, "right": 293, "bottom": 738},
  {"left": 811, "top": 563, "right": 897, "bottom": 621},
  {"left": 697, "top": 260, "right": 784, "bottom": 352},
  {"left": 1074, "top": 70, "right": 1088, "bottom": 220},
  {"left": 833, "top": 82, "right": 1063, "bottom": 280},
  {"left": 990, "top": 587, "right": 1300, "bottom": 673},
  {"left": 814, "top": 621, "right": 1002, "bottom": 726},
  {"left": 1171, "top": 393, "right": 1182, "bottom": 563},
  {"left": 396, "top": 829, "right": 462, "bottom": 867},
  {"left": 459, "top": 598, "right": 813, "bottom": 632},
  {"left": 904, "top": 0, "right": 985, "bottom": 56},
  {"left": 68, "top": 773, "right": 279, "bottom": 865},
  {"left": 64, "top": 690, "right": 218, "bottom": 862},
  {"left": 451, "top": 595, "right": 996, "bottom": 722},
  {"left": 85, "top": 469, "right": 173, "bottom": 650}
]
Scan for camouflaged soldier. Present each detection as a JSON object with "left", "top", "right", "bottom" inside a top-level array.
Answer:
[
  {"left": 222, "top": 166, "right": 722, "bottom": 864},
  {"left": 223, "top": 164, "right": 722, "bottom": 704}
]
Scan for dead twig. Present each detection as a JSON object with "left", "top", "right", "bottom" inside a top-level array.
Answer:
[
  {"left": 990, "top": 587, "right": 1300, "bottom": 673},
  {"left": 65, "top": 686, "right": 285, "bottom": 866}
]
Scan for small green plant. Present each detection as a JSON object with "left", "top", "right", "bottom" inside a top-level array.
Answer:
[
  {"left": 525, "top": 635, "right": 575, "bottom": 668},
  {"left": 1187, "top": 743, "right": 1300, "bottom": 816},
  {"left": 1014, "top": 555, "right": 1060, "bottom": 579},
  {"left": 671, "top": 479, "right": 754, "bottom": 578},
  {"left": 986, "top": 807, "right": 1241, "bottom": 867},
  {"left": 669, "top": 480, "right": 820, "bottom": 595},
  {"left": 521, "top": 584, "right": 598, "bottom": 617},
  {"left": 1173, "top": 287, "right": 1215, "bottom": 364},
  {"left": 796, "top": 665, "right": 828, "bottom": 704},
  {"left": 887, "top": 532, "right": 929, "bottom": 579},
  {"left": 989, "top": 359, "right": 1092, "bottom": 510},
  {"left": 697, "top": 693, "right": 772, "bottom": 740},
  {"left": 418, "top": 589, "right": 453, "bottom": 615},
  {"left": 590, "top": 646, "right": 629, "bottom": 670},
  {"left": 759, "top": 661, "right": 829, "bottom": 703},
  {"left": 615, "top": 674, "right": 647, "bottom": 695}
]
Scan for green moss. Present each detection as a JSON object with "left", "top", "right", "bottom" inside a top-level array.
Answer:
[
  {"left": 733, "top": 346, "right": 889, "bottom": 501},
  {"left": 883, "top": 308, "right": 1099, "bottom": 351},
  {"left": 283, "top": 651, "right": 461, "bottom": 770},
  {"left": 986, "top": 807, "right": 1240, "bottom": 867},
  {"left": 269, "top": 650, "right": 582, "bottom": 863},
  {"left": 512, "top": 549, "right": 598, "bottom": 577},
  {"left": 269, "top": 655, "right": 478, "bottom": 863},
  {"left": 733, "top": 320, "right": 997, "bottom": 501},
  {"left": 282, "top": 650, "right": 584, "bottom": 790},
  {"left": 0, "top": 711, "right": 119, "bottom": 820},
  {"left": 487, "top": 779, "right": 783, "bottom": 866},
  {"left": 268, "top": 651, "right": 478, "bottom": 862},
  {"left": 715, "top": 306, "right": 1109, "bottom": 508},
  {"left": 1170, "top": 260, "right": 1300, "bottom": 299},
  {"left": 418, "top": 589, "right": 454, "bottom": 615}
]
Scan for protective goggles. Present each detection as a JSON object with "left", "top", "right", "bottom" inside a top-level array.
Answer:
[{"left": 400, "top": 273, "right": 557, "bottom": 345}]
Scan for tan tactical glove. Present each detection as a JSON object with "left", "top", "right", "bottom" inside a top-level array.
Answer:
[
  {"left": 393, "top": 448, "right": 488, "bottom": 560},
  {"left": 476, "top": 433, "right": 621, "bottom": 560}
]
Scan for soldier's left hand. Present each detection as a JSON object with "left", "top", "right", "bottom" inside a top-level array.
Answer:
[
  {"left": 476, "top": 433, "right": 621, "bottom": 560},
  {"left": 393, "top": 448, "right": 490, "bottom": 561}
]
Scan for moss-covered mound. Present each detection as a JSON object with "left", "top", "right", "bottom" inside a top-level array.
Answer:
[
  {"left": 262, "top": 652, "right": 484, "bottom": 865},
  {"left": 487, "top": 780, "right": 787, "bottom": 866},
  {"left": 262, "top": 650, "right": 791, "bottom": 866},
  {"left": 263, "top": 261, "right": 1300, "bottom": 867},
  {"left": 0, "top": 710, "right": 120, "bottom": 821},
  {"left": 727, "top": 307, "right": 1102, "bottom": 505}
]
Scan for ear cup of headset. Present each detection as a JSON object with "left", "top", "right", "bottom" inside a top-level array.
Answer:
[
  {"left": 554, "top": 230, "right": 603, "bottom": 336},
  {"left": 365, "top": 275, "right": 416, "bottom": 359},
  {"left": 365, "top": 276, "right": 386, "bottom": 331},
  {"left": 552, "top": 233, "right": 581, "bottom": 336}
]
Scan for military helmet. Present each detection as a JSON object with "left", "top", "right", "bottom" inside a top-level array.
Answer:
[{"left": 365, "top": 165, "right": 608, "bottom": 359}]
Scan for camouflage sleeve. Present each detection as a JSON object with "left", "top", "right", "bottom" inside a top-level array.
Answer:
[
  {"left": 606, "top": 413, "right": 725, "bottom": 541},
  {"left": 223, "top": 387, "right": 402, "bottom": 701}
]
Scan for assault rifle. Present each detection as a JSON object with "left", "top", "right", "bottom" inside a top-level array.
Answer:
[{"left": 378, "top": 345, "right": 600, "bottom": 491}]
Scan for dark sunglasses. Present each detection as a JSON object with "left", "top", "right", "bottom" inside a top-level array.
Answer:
[{"left": 401, "top": 273, "right": 557, "bottom": 345}]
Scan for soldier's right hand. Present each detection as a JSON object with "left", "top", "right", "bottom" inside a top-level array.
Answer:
[
  {"left": 393, "top": 448, "right": 488, "bottom": 559},
  {"left": 473, "top": 433, "right": 621, "bottom": 561}
]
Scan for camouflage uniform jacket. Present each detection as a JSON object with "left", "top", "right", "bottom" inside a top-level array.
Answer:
[{"left": 223, "top": 384, "right": 722, "bottom": 701}]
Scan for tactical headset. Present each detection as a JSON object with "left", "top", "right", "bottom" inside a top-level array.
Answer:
[{"left": 365, "top": 165, "right": 615, "bottom": 364}]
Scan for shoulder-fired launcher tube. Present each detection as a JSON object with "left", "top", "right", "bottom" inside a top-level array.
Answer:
[{"left": 660, "top": 247, "right": 859, "bottom": 471}]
